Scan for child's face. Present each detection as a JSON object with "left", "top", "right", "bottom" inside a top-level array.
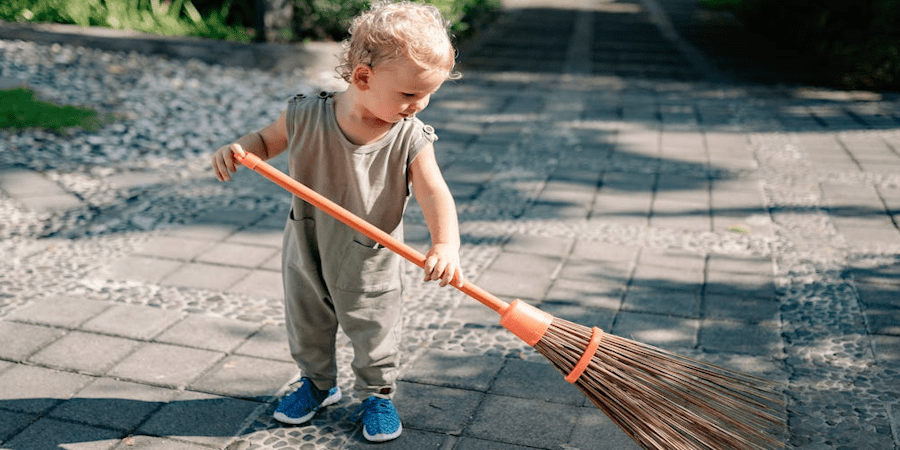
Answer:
[{"left": 357, "top": 57, "right": 447, "bottom": 125}]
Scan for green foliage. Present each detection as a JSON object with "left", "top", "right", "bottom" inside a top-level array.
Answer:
[
  {"left": 443, "top": 0, "right": 501, "bottom": 40},
  {"left": 0, "top": 0, "right": 252, "bottom": 42},
  {"left": 0, "top": 0, "right": 500, "bottom": 46},
  {"left": 292, "top": 0, "right": 500, "bottom": 42},
  {"left": 0, "top": 87, "right": 112, "bottom": 132},
  {"left": 702, "top": 0, "right": 900, "bottom": 90},
  {"left": 294, "top": 0, "right": 368, "bottom": 42}
]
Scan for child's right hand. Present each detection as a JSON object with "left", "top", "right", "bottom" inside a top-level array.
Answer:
[{"left": 211, "top": 143, "right": 248, "bottom": 182}]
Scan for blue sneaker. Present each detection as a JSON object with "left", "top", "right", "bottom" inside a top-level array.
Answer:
[
  {"left": 352, "top": 396, "right": 402, "bottom": 442},
  {"left": 273, "top": 377, "right": 341, "bottom": 425}
]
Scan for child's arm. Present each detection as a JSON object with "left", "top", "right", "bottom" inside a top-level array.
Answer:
[
  {"left": 212, "top": 111, "right": 289, "bottom": 182},
  {"left": 410, "top": 143, "right": 464, "bottom": 287}
]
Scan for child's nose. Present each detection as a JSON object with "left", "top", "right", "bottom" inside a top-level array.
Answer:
[{"left": 410, "top": 96, "right": 430, "bottom": 113}]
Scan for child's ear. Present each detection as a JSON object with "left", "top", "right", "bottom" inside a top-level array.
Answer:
[{"left": 352, "top": 65, "right": 373, "bottom": 90}]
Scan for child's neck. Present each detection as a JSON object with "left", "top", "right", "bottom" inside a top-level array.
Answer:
[{"left": 333, "top": 91, "right": 394, "bottom": 146}]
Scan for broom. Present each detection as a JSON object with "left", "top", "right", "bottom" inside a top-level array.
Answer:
[{"left": 234, "top": 152, "right": 786, "bottom": 450}]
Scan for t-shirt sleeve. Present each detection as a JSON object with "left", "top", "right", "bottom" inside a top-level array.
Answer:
[
  {"left": 407, "top": 120, "right": 439, "bottom": 166},
  {"left": 284, "top": 93, "right": 308, "bottom": 140}
]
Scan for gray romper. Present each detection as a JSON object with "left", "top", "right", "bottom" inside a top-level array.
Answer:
[{"left": 281, "top": 92, "right": 437, "bottom": 397}]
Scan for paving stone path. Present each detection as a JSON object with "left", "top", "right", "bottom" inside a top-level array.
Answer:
[{"left": 1, "top": 0, "right": 899, "bottom": 449}]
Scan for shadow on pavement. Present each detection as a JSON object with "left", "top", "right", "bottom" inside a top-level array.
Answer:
[
  {"left": 3, "top": 1, "right": 898, "bottom": 240},
  {"left": 1, "top": 397, "right": 262, "bottom": 449}
]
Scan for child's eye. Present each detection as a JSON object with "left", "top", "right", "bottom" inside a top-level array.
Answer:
[{"left": 402, "top": 93, "right": 416, "bottom": 98}]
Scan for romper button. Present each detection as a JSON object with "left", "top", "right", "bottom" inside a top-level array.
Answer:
[{"left": 423, "top": 125, "right": 435, "bottom": 134}]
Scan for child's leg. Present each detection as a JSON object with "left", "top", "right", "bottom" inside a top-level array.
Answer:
[
  {"left": 333, "top": 287, "right": 404, "bottom": 398},
  {"left": 283, "top": 217, "right": 339, "bottom": 391}
]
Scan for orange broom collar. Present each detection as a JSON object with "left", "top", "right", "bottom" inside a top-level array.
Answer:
[
  {"left": 499, "top": 300, "right": 553, "bottom": 346},
  {"left": 565, "top": 327, "right": 603, "bottom": 383}
]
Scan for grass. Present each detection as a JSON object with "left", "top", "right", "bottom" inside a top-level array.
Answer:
[{"left": 0, "top": 87, "right": 112, "bottom": 132}]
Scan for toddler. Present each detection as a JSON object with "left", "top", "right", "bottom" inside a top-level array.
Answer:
[{"left": 210, "top": 0, "right": 463, "bottom": 443}]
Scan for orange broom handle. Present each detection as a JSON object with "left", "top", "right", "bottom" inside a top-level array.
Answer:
[{"left": 236, "top": 151, "right": 511, "bottom": 314}]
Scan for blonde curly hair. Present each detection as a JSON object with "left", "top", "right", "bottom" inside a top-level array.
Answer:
[{"left": 336, "top": 1, "right": 461, "bottom": 82}]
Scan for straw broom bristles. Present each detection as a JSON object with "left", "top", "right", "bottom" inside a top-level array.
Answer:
[
  {"left": 235, "top": 153, "right": 787, "bottom": 450},
  {"left": 535, "top": 317, "right": 786, "bottom": 450}
]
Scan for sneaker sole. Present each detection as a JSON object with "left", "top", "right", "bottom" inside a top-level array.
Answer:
[
  {"left": 273, "top": 387, "right": 342, "bottom": 425},
  {"left": 363, "top": 422, "right": 402, "bottom": 442}
]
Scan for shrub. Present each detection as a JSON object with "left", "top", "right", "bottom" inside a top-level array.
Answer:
[
  {"left": 291, "top": 0, "right": 500, "bottom": 43},
  {"left": 0, "top": 0, "right": 500, "bottom": 46},
  {"left": 708, "top": 0, "right": 900, "bottom": 90},
  {"left": 433, "top": 0, "right": 501, "bottom": 41},
  {"left": 293, "top": 0, "right": 369, "bottom": 42}
]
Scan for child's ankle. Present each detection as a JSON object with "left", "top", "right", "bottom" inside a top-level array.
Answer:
[{"left": 306, "top": 379, "right": 329, "bottom": 401}]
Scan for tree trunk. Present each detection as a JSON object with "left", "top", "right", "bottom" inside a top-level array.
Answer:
[{"left": 255, "top": 0, "right": 294, "bottom": 42}]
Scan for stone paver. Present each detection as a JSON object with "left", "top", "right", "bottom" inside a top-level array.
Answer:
[
  {"left": 0, "top": 321, "right": 67, "bottom": 361},
  {"left": 2, "top": 0, "right": 899, "bottom": 449},
  {"left": 108, "top": 343, "right": 225, "bottom": 389},
  {"left": 465, "top": 395, "right": 579, "bottom": 447},
  {"left": 49, "top": 378, "right": 180, "bottom": 431},
  {"left": 80, "top": 303, "right": 185, "bottom": 340},
  {"left": 2, "top": 418, "right": 122, "bottom": 450},
  {"left": 154, "top": 314, "right": 262, "bottom": 353},
  {"left": 0, "top": 409, "right": 35, "bottom": 442},
  {"left": 394, "top": 381, "right": 484, "bottom": 434},
  {"left": 0, "top": 364, "right": 94, "bottom": 414},
  {"left": 0, "top": 168, "right": 83, "bottom": 213},
  {"left": 401, "top": 348, "right": 504, "bottom": 392},
  {"left": 232, "top": 324, "right": 292, "bottom": 362},
  {"left": 160, "top": 263, "right": 252, "bottom": 291},
  {"left": 135, "top": 390, "right": 262, "bottom": 448},
  {"left": 29, "top": 331, "right": 141, "bottom": 375},
  {"left": 4, "top": 296, "right": 110, "bottom": 328}
]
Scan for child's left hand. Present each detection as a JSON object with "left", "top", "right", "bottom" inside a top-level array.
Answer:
[{"left": 423, "top": 243, "right": 464, "bottom": 288}]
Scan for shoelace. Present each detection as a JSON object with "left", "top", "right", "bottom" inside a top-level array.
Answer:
[{"left": 351, "top": 396, "right": 393, "bottom": 422}]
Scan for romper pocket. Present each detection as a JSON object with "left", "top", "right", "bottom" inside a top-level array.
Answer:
[
  {"left": 335, "top": 239, "right": 401, "bottom": 293},
  {"left": 284, "top": 210, "right": 321, "bottom": 275}
]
